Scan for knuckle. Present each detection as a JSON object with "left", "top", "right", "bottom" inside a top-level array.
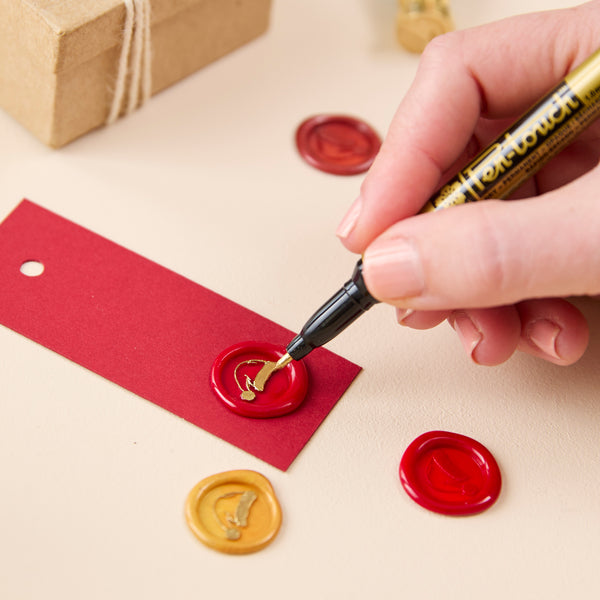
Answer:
[
  {"left": 419, "top": 30, "right": 463, "bottom": 67},
  {"left": 464, "top": 203, "right": 514, "bottom": 302}
]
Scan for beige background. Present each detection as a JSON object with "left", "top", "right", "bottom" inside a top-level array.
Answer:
[{"left": 1, "top": 1, "right": 598, "bottom": 599}]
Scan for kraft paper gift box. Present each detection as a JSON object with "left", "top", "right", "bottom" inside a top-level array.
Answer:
[{"left": 0, "top": 0, "right": 271, "bottom": 148}]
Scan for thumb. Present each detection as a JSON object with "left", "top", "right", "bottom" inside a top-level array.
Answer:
[{"left": 362, "top": 168, "right": 600, "bottom": 310}]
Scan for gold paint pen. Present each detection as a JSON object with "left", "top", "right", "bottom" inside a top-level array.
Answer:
[
  {"left": 422, "top": 46, "right": 600, "bottom": 211},
  {"left": 275, "top": 47, "right": 600, "bottom": 369}
]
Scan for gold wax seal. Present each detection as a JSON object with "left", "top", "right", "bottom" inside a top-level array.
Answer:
[
  {"left": 185, "top": 470, "right": 282, "bottom": 554},
  {"left": 396, "top": 0, "right": 454, "bottom": 54}
]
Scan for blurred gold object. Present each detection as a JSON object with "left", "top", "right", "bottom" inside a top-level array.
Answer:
[
  {"left": 396, "top": 0, "right": 455, "bottom": 54},
  {"left": 185, "top": 470, "right": 282, "bottom": 554}
]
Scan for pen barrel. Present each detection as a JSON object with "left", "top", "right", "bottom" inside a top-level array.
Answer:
[
  {"left": 286, "top": 260, "right": 378, "bottom": 360},
  {"left": 287, "top": 49, "right": 600, "bottom": 361},
  {"left": 421, "top": 46, "right": 600, "bottom": 213}
]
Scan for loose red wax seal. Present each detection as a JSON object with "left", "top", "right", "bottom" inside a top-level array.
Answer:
[
  {"left": 399, "top": 431, "right": 501, "bottom": 516},
  {"left": 211, "top": 342, "right": 308, "bottom": 418},
  {"left": 295, "top": 114, "right": 381, "bottom": 175}
]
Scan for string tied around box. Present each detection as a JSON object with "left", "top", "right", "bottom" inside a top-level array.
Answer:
[{"left": 107, "top": 0, "right": 152, "bottom": 125}]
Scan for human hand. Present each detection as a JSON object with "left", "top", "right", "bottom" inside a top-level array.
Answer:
[{"left": 337, "top": 1, "right": 600, "bottom": 366}]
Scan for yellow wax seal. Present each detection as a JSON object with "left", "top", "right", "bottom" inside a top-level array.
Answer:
[{"left": 185, "top": 470, "right": 282, "bottom": 554}]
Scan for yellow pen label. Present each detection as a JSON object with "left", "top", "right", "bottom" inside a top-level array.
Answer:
[
  {"left": 566, "top": 49, "right": 600, "bottom": 107},
  {"left": 422, "top": 47, "right": 600, "bottom": 213}
]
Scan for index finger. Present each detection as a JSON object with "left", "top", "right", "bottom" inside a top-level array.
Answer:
[{"left": 338, "top": 2, "right": 598, "bottom": 253}]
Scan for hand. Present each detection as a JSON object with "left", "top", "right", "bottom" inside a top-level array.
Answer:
[{"left": 337, "top": 2, "right": 600, "bottom": 366}]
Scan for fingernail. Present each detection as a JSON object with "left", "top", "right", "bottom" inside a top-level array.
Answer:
[
  {"left": 363, "top": 237, "right": 425, "bottom": 299},
  {"left": 451, "top": 312, "right": 483, "bottom": 363},
  {"left": 395, "top": 308, "right": 415, "bottom": 325},
  {"left": 336, "top": 196, "right": 363, "bottom": 240},
  {"left": 527, "top": 319, "right": 562, "bottom": 360}
]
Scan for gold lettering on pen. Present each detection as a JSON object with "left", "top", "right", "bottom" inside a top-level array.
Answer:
[
  {"left": 458, "top": 85, "right": 581, "bottom": 194},
  {"left": 434, "top": 181, "right": 467, "bottom": 207}
]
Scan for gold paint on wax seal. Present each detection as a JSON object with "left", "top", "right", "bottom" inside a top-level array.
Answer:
[
  {"left": 185, "top": 470, "right": 282, "bottom": 554},
  {"left": 234, "top": 359, "right": 275, "bottom": 401}
]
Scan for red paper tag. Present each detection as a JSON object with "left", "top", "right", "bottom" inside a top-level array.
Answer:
[{"left": 0, "top": 200, "right": 361, "bottom": 470}]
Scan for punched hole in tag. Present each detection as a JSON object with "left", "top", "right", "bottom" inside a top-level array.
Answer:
[{"left": 20, "top": 260, "right": 44, "bottom": 277}]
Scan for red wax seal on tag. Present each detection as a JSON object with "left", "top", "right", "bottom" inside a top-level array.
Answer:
[
  {"left": 399, "top": 431, "right": 501, "bottom": 516},
  {"left": 210, "top": 342, "right": 308, "bottom": 418},
  {"left": 295, "top": 114, "right": 381, "bottom": 175}
]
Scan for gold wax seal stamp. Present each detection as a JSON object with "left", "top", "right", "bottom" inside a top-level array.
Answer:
[
  {"left": 185, "top": 470, "right": 282, "bottom": 554},
  {"left": 396, "top": 0, "right": 455, "bottom": 54}
]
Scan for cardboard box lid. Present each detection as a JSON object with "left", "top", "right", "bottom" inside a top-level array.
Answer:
[
  {"left": 2, "top": 0, "right": 271, "bottom": 147},
  {"left": 18, "top": 0, "right": 201, "bottom": 73}
]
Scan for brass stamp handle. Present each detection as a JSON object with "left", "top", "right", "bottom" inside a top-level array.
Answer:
[{"left": 396, "top": 0, "right": 455, "bottom": 54}]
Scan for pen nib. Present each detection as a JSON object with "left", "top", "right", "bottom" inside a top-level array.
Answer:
[{"left": 274, "top": 353, "right": 293, "bottom": 371}]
